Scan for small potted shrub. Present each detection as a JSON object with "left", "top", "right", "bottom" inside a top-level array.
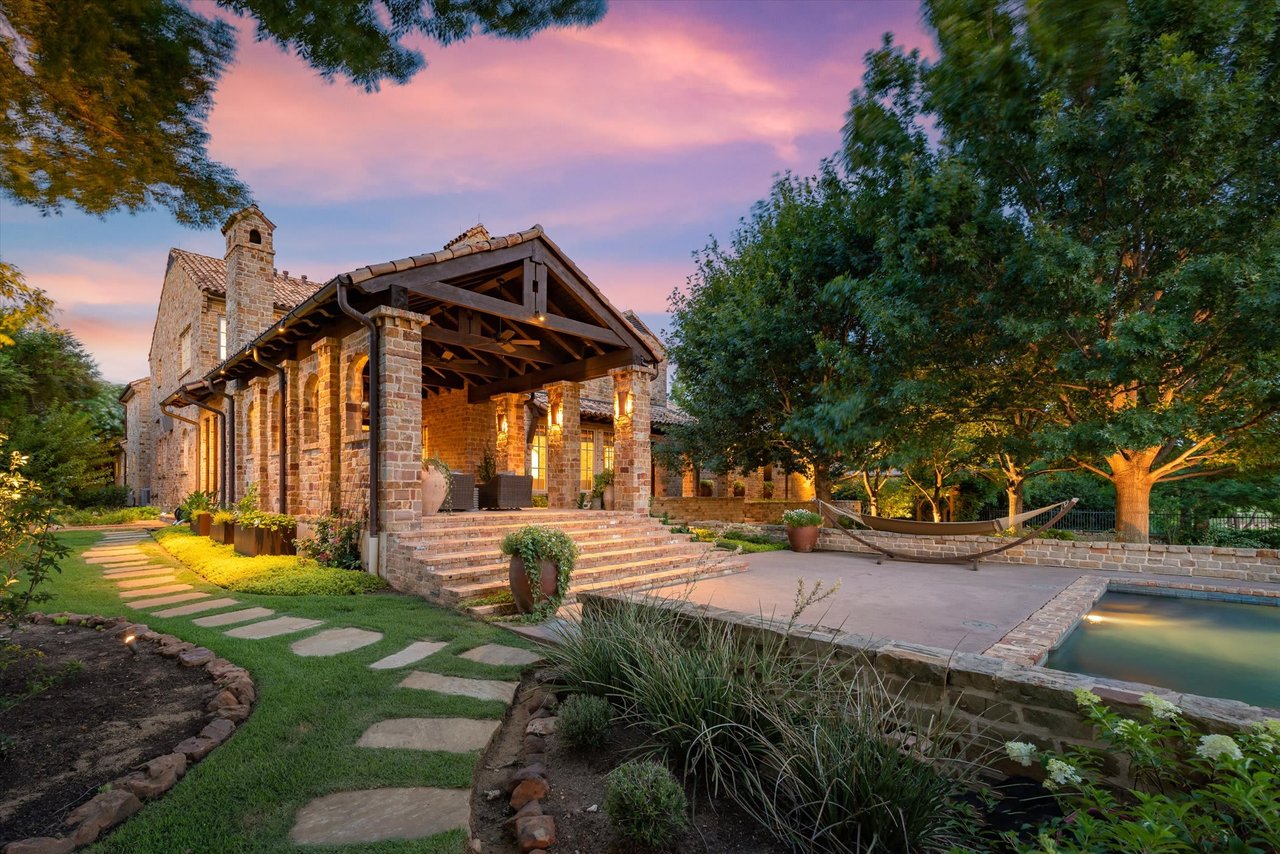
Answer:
[
  {"left": 782, "top": 508, "right": 823, "bottom": 553},
  {"left": 762, "top": 481, "right": 775, "bottom": 499},
  {"left": 732, "top": 479, "right": 746, "bottom": 498},
  {"left": 592, "top": 468, "right": 614, "bottom": 510},
  {"left": 422, "top": 454, "right": 451, "bottom": 515},
  {"left": 210, "top": 509, "right": 235, "bottom": 545},
  {"left": 698, "top": 479, "right": 714, "bottom": 497},
  {"left": 500, "top": 525, "right": 578, "bottom": 617},
  {"left": 181, "top": 490, "right": 214, "bottom": 536}
]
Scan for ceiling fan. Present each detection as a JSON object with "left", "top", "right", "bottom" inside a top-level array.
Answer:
[
  {"left": 439, "top": 348, "right": 479, "bottom": 366},
  {"left": 496, "top": 328, "right": 539, "bottom": 352}
]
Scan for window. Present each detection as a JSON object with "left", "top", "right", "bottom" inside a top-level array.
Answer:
[
  {"left": 530, "top": 428, "right": 547, "bottom": 491},
  {"left": 178, "top": 326, "right": 191, "bottom": 375},
  {"left": 218, "top": 315, "right": 227, "bottom": 361},
  {"left": 580, "top": 433, "right": 595, "bottom": 491},
  {"left": 360, "top": 361, "right": 370, "bottom": 431},
  {"left": 302, "top": 374, "right": 318, "bottom": 445},
  {"left": 603, "top": 432, "right": 615, "bottom": 472}
]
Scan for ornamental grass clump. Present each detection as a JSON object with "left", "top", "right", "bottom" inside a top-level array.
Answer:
[
  {"left": 556, "top": 693, "right": 612, "bottom": 750},
  {"left": 1004, "top": 690, "right": 1280, "bottom": 852},
  {"left": 604, "top": 760, "right": 688, "bottom": 848}
]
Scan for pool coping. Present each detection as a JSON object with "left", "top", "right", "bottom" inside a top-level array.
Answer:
[{"left": 984, "top": 575, "right": 1280, "bottom": 666}]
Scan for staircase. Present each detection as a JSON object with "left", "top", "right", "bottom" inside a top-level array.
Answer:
[{"left": 385, "top": 510, "right": 749, "bottom": 617}]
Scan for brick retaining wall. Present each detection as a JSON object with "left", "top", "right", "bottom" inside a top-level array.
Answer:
[
  {"left": 580, "top": 593, "right": 1275, "bottom": 786},
  {"left": 652, "top": 497, "right": 859, "bottom": 525}
]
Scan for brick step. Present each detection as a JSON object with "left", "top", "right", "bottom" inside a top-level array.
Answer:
[
  {"left": 465, "top": 558, "right": 750, "bottom": 617},
  {"left": 418, "top": 531, "right": 694, "bottom": 566},
  {"left": 445, "top": 550, "right": 737, "bottom": 603},
  {"left": 398, "top": 515, "right": 663, "bottom": 544},
  {"left": 428, "top": 542, "right": 711, "bottom": 583},
  {"left": 413, "top": 510, "right": 637, "bottom": 530}
]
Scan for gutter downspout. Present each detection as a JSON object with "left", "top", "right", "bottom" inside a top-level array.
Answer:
[
  {"left": 160, "top": 402, "right": 199, "bottom": 427},
  {"left": 210, "top": 381, "right": 236, "bottom": 507},
  {"left": 337, "top": 279, "right": 380, "bottom": 538},
  {"left": 251, "top": 347, "right": 289, "bottom": 514},
  {"left": 178, "top": 391, "right": 227, "bottom": 508}
]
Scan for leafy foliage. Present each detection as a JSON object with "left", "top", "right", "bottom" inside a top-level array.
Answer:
[
  {"left": 1007, "top": 691, "right": 1280, "bottom": 852},
  {"left": 499, "top": 525, "right": 577, "bottom": 619},
  {"left": 0, "top": 434, "right": 67, "bottom": 625},
  {"left": 295, "top": 511, "right": 364, "bottom": 570},
  {"left": 556, "top": 693, "right": 612, "bottom": 750},
  {"left": 0, "top": 263, "right": 53, "bottom": 348},
  {"left": 781, "top": 509, "right": 821, "bottom": 529},
  {"left": 603, "top": 760, "right": 689, "bottom": 848}
]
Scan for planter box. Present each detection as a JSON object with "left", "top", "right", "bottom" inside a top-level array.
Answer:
[
  {"left": 210, "top": 520, "right": 235, "bottom": 545},
  {"left": 190, "top": 512, "right": 211, "bottom": 537},
  {"left": 234, "top": 526, "right": 296, "bottom": 557}
]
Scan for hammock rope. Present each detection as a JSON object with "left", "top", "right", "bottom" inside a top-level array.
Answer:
[{"left": 813, "top": 497, "right": 1080, "bottom": 571}]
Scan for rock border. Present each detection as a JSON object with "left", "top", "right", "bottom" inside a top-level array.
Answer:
[{"left": 4, "top": 612, "right": 257, "bottom": 854}]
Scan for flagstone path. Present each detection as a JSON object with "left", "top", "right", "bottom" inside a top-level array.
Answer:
[{"left": 80, "top": 527, "right": 546, "bottom": 847}]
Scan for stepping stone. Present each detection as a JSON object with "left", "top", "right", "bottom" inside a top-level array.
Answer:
[
  {"left": 93, "top": 559, "right": 151, "bottom": 569},
  {"left": 130, "top": 591, "right": 210, "bottom": 609},
  {"left": 193, "top": 607, "right": 274, "bottom": 628},
  {"left": 114, "top": 575, "right": 177, "bottom": 589},
  {"left": 88, "top": 556, "right": 148, "bottom": 565},
  {"left": 86, "top": 546, "right": 145, "bottom": 554},
  {"left": 103, "top": 568, "right": 172, "bottom": 580},
  {"left": 458, "top": 644, "right": 544, "bottom": 667},
  {"left": 290, "top": 628, "right": 383, "bottom": 657},
  {"left": 289, "top": 788, "right": 469, "bottom": 846},
  {"left": 369, "top": 641, "right": 447, "bottom": 670},
  {"left": 225, "top": 616, "right": 323, "bottom": 639},
  {"left": 119, "top": 583, "right": 192, "bottom": 598},
  {"left": 399, "top": 671, "right": 518, "bottom": 704},
  {"left": 356, "top": 717, "right": 500, "bottom": 752},
  {"left": 152, "top": 597, "right": 241, "bottom": 618}
]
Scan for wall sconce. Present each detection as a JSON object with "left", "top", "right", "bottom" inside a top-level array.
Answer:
[
  {"left": 548, "top": 400, "right": 563, "bottom": 429},
  {"left": 496, "top": 411, "right": 508, "bottom": 437},
  {"left": 615, "top": 389, "right": 631, "bottom": 420}
]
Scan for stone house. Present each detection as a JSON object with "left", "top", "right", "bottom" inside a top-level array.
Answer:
[{"left": 118, "top": 207, "right": 707, "bottom": 539}]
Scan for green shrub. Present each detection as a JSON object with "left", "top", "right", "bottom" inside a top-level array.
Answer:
[
  {"left": 1205, "top": 525, "right": 1270, "bottom": 549},
  {"left": 211, "top": 509, "right": 234, "bottom": 526},
  {"left": 531, "top": 494, "right": 549, "bottom": 508},
  {"left": 1035, "top": 527, "right": 1077, "bottom": 541},
  {"left": 1007, "top": 691, "right": 1280, "bottom": 853},
  {"left": 295, "top": 511, "right": 363, "bottom": 570},
  {"left": 56, "top": 505, "right": 161, "bottom": 527},
  {"left": 176, "top": 490, "right": 214, "bottom": 521},
  {"left": 557, "top": 693, "right": 612, "bottom": 750},
  {"left": 72, "top": 484, "right": 129, "bottom": 509},
  {"left": 714, "top": 538, "right": 786, "bottom": 553},
  {"left": 604, "top": 760, "right": 688, "bottom": 848},
  {"left": 781, "top": 508, "right": 821, "bottom": 528},
  {"left": 153, "top": 527, "right": 384, "bottom": 595}
]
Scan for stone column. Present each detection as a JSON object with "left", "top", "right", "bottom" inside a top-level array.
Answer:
[
  {"left": 250, "top": 376, "right": 270, "bottom": 500},
  {"left": 743, "top": 467, "right": 766, "bottom": 500},
  {"left": 370, "top": 306, "right": 430, "bottom": 533},
  {"left": 494, "top": 392, "right": 528, "bottom": 475},
  {"left": 544, "top": 381, "right": 581, "bottom": 509},
  {"left": 283, "top": 358, "right": 301, "bottom": 514},
  {"left": 313, "top": 337, "right": 342, "bottom": 514},
  {"left": 610, "top": 367, "right": 651, "bottom": 514},
  {"left": 681, "top": 466, "right": 697, "bottom": 498}
]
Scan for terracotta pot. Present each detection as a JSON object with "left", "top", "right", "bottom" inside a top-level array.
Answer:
[
  {"left": 422, "top": 467, "right": 448, "bottom": 515},
  {"left": 508, "top": 555, "right": 560, "bottom": 614},
  {"left": 602, "top": 485, "right": 615, "bottom": 511},
  {"left": 786, "top": 525, "right": 820, "bottom": 553}
]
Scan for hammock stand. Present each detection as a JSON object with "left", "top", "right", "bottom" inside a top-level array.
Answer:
[{"left": 813, "top": 497, "right": 1080, "bottom": 571}]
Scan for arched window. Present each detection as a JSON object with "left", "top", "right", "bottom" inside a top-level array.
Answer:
[
  {"left": 244, "top": 399, "right": 257, "bottom": 483},
  {"left": 249, "top": 228, "right": 262, "bottom": 245},
  {"left": 268, "top": 392, "right": 281, "bottom": 458},
  {"left": 302, "top": 374, "right": 319, "bottom": 445},
  {"left": 347, "top": 355, "right": 370, "bottom": 436}
]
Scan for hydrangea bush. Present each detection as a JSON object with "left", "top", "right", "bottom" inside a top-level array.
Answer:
[{"left": 1005, "top": 688, "right": 1280, "bottom": 851}]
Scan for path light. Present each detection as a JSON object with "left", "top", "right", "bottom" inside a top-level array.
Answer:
[
  {"left": 1085, "top": 613, "right": 1105, "bottom": 624},
  {"left": 122, "top": 632, "right": 138, "bottom": 655}
]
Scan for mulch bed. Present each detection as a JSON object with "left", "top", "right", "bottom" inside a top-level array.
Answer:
[
  {"left": 0, "top": 622, "right": 210, "bottom": 843},
  {"left": 470, "top": 672, "right": 786, "bottom": 854}
]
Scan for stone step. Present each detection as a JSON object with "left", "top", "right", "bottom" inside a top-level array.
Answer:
[
  {"left": 445, "top": 550, "right": 733, "bottom": 603},
  {"left": 424, "top": 540, "right": 707, "bottom": 581},
  {"left": 417, "top": 528, "right": 688, "bottom": 562},
  {"left": 412, "top": 509, "right": 635, "bottom": 529},
  {"left": 398, "top": 514, "right": 662, "bottom": 543},
  {"left": 290, "top": 788, "right": 469, "bottom": 847},
  {"left": 356, "top": 717, "right": 500, "bottom": 752}
]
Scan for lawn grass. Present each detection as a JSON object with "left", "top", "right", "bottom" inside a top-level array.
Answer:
[
  {"left": 152, "top": 527, "right": 386, "bottom": 595},
  {"left": 39, "top": 530, "right": 536, "bottom": 853}
]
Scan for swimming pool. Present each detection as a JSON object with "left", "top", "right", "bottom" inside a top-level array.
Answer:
[{"left": 1045, "top": 590, "right": 1280, "bottom": 709}]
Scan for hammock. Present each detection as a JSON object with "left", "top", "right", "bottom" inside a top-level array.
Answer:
[{"left": 813, "top": 497, "right": 1079, "bottom": 571}]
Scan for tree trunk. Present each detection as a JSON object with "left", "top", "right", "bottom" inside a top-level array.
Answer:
[
  {"left": 1109, "top": 452, "right": 1157, "bottom": 543},
  {"left": 861, "top": 471, "right": 880, "bottom": 516},
  {"left": 1005, "top": 481, "right": 1025, "bottom": 531},
  {"left": 812, "top": 466, "right": 832, "bottom": 502}
]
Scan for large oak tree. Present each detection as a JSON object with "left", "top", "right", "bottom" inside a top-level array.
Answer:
[{"left": 838, "top": 0, "right": 1280, "bottom": 541}]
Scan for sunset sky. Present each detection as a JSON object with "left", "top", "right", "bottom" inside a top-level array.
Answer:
[{"left": 0, "top": 0, "right": 932, "bottom": 383}]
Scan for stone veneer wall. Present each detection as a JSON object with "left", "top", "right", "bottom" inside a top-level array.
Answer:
[
  {"left": 652, "top": 497, "right": 860, "bottom": 525},
  {"left": 578, "top": 593, "right": 1273, "bottom": 787},
  {"left": 815, "top": 528, "right": 1280, "bottom": 585}
]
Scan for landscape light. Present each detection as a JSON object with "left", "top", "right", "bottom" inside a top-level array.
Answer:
[{"left": 123, "top": 633, "right": 138, "bottom": 655}]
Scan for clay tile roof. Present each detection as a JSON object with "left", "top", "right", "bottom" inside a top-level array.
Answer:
[
  {"left": 444, "top": 223, "right": 491, "bottom": 250},
  {"left": 529, "top": 391, "right": 692, "bottom": 428},
  {"left": 168, "top": 248, "right": 322, "bottom": 310},
  {"left": 342, "top": 225, "right": 544, "bottom": 286}
]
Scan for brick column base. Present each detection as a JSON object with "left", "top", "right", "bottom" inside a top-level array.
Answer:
[{"left": 610, "top": 367, "right": 651, "bottom": 514}]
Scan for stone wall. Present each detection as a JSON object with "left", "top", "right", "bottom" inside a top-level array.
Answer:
[
  {"left": 815, "top": 528, "right": 1280, "bottom": 585},
  {"left": 578, "top": 593, "right": 1272, "bottom": 786},
  {"left": 652, "top": 497, "right": 858, "bottom": 525}
]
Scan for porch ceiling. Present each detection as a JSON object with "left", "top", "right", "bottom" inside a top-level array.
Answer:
[{"left": 207, "top": 227, "right": 662, "bottom": 402}]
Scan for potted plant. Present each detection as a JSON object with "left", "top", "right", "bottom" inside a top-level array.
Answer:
[
  {"left": 592, "top": 469, "right": 615, "bottom": 510},
  {"left": 782, "top": 508, "right": 823, "bottom": 553},
  {"left": 500, "top": 525, "right": 578, "bottom": 617},
  {"left": 699, "top": 479, "right": 714, "bottom": 497},
  {"left": 181, "top": 491, "right": 214, "bottom": 536},
  {"left": 762, "top": 481, "right": 775, "bottom": 500},
  {"left": 732, "top": 479, "right": 746, "bottom": 498},
  {"left": 259, "top": 512, "right": 298, "bottom": 555},
  {"left": 210, "top": 509, "right": 235, "bottom": 545},
  {"left": 422, "top": 454, "right": 452, "bottom": 515},
  {"left": 231, "top": 484, "right": 261, "bottom": 556}
]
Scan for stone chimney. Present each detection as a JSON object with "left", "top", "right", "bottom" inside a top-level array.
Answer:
[{"left": 222, "top": 204, "right": 276, "bottom": 351}]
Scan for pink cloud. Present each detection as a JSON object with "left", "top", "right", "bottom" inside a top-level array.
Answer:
[{"left": 207, "top": 3, "right": 867, "bottom": 201}]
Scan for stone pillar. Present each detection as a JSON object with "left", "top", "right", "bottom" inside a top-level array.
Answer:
[
  {"left": 250, "top": 377, "right": 270, "bottom": 500},
  {"left": 743, "top": 467, "right": 766, "bottom": 500},
  {"left": 610, "top": 367, "right": 651, "bottom": 514},
  {"left": 712, "top": 473, "right": 729, "bottom": 498},
  {"left": 494, "top": 392, "right": 528, "bottom": 475},
  {"left": 371, "top": 307, "right": 430, "bottom": 533},
  {"left": 283, "top": 359, "right": 301, "bottom": 514},
  {"left": 681, "top": 466, "right": 697, "bottom": 498},
  {"left": 544, "top": 381, "right": 581, "bottom": 509},
  {"left": 313, "top": 337, "right": 342, "bottom": 513}
]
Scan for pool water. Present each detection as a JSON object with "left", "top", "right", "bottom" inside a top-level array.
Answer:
[{"left": 1045, "top": 591, "right": 1280, "bottom": 709}]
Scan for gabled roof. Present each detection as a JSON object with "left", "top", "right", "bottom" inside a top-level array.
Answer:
[{"left": 167, "top": 248, "right": 321, "bottom": 310}]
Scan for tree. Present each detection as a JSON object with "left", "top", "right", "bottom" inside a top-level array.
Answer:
[
  {"left": 838, "top": 0, "right": 1280, "bottom": 541},
  {"left": 665, "top": 168, "right": 876, "bottom": 499},
  {"left": 0, "top": 263, "right": 52, "bottom": 347},
  {"left": 0, "top": 433, "right": 66, "bottom": 625},
  {"left": 1, "top": 0, "right": 606, "bottom": 226}
]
